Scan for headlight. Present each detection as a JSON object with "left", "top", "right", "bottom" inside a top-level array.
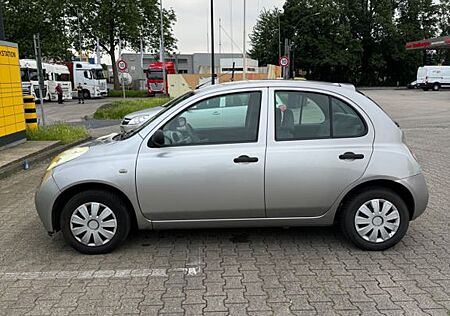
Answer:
[
  {"left": 47, "top": 147, "right": 89, "bottom": 171},
  {"left": 129, "top": 115, "right": 151, "bottom": 125}
]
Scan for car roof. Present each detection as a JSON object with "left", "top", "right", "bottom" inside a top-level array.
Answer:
[{"left": 196, "top": 80, "right": 356, "bottom": 95}]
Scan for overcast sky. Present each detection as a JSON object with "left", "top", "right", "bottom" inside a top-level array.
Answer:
[{"left": 164, "top": 0, "right": 286, "bottom": 54}]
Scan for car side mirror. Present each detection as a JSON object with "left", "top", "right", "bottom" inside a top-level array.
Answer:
[{"left": 149, "top": 130, "right": 165, "bottom": 147}]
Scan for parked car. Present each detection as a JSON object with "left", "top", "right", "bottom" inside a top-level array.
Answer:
[
  {"left": 407, "top": 80, "right": 418, "bottom": 89},
  {"left": 35, "top": 80, "right": 428, "bottom": 254}
]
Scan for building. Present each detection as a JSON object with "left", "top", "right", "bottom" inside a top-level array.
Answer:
[
  {"left": 220, "top": 58, "right": 259, "bottom": 73},
  {"left": 120, "top": 52, "right": 244, "bottom": 89}
]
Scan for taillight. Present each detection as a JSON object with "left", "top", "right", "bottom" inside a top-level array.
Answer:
[{"left": 402, "top": 132, "right": 418, "bottom": 161}]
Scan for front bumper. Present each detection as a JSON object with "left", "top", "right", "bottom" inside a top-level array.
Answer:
[
  {"left": 397, "top": 173, "right": 429, "bottom": 220},
  {"left": 35, "top": 171, "right": 61, "bottom": 233}
]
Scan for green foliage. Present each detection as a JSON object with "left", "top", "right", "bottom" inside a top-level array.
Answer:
[
  {"left": 93, "top": 97, "right": 169, "bottom": 120},
  {"left": 3, "top": 0, "right": 71, "bottom": 60},
  {"left": 26, "top": 124, "right": 89, "bottom": 144},
  {"left": 68, "top": 0, "right": 177, "bottom": 89},
  {"left": 250, "top": 0, "right": 449, "bottom": 86},
  {"left": 107, "top": 90, "right": 149, "bottom": 98}
]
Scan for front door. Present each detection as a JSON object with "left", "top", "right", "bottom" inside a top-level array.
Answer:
[
  {"left": 265, "top": 88, "right": 374, "bottom": 217},
  {"left": 136, "top": 88, "right": 267, "bottom": 220}
]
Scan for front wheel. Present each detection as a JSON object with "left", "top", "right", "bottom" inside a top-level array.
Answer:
[
  {"left": 340, "top": 188, "right": 409, "bottom": 251},
  {"left": 60, "top": 190, "right": 130, "bottom": 254}
]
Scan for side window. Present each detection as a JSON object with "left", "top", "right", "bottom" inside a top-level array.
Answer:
[
  {"left": 84, "top": 70, "right": 92, "bottom": 79},
  {"left": 160, "top": 91, "right": 262, "bottom": 146},
  {"left": 331, "top": 98, "right": 366, "bottom": 138},
  {"left": 275, "top": 91, "right": 330, "bottom": 141}
]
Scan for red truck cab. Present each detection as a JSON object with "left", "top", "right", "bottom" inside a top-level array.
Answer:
[{"left": 146, "top": 61, "right": 176, "bottom": 96}]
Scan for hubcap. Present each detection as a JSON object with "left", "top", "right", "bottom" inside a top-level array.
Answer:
[
  {"left": 70, "top": 202, "right": 117, "bottom": 247},
  {"left": 354, "top": 199, "right": 400, "bottom": 243}
]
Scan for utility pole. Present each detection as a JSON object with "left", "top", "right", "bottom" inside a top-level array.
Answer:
[
  {"left": 283, "top": 38, "right": 289, "bottom": 80},
  {"left": 210, "top": 0, "right": 215, "bottom": 85},
  {"left": 159, "top": 0, "right": 167, "bottom": 94},
  {"left": 0, "top": 0, "right": 5, "bottom": 40},
  {"left": 219, "top": 18, "right": 222, "bottom": 55},
  {"left": 278, "top": 11, "right": 281, "bottom": 60},
  {"left": 242, "top": 0, "right": 246, "bottom": 80},
  {"left": 33, "top": 34, "right": 46, "bottom": 126},
  {"left": 96, "top": 37, "right": 101, "bottom": 64}
]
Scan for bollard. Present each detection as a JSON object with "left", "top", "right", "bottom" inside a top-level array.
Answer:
[{"left": 23, "top": 95, "right": 38, "bottom": 130}]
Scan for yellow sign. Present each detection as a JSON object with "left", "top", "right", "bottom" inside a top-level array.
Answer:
[{"left": 0, "top": 40, "right": 26, "bottom": 147}]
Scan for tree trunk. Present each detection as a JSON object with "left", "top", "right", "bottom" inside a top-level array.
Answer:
[{"left": 109, "top": 49, "right": 120, "bottom": 90}]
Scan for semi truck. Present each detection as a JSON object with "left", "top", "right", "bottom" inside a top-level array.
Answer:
[
  {"left": 19, "top": 59, "right": 49, "bottom": 101},
  {"left": 146, "top": 61, "right": 175, "bottom": 96},
  {"left": 43, "top": 63, "right": 72, "bottom": 101},
  {"left": 65, "top": 61, "right": 108, "bottom": 98}
]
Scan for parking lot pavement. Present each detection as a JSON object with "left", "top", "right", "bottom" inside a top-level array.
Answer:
[{"left": 0, "top": 90, "right": 449, "bottom": 315}]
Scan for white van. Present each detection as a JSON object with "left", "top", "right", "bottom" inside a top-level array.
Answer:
[
  {"left": 43, "top": 63, "right": 72, "bottom": 101},
  {"left": 417, "top": 66, "right": 450, "bottom": 91}
]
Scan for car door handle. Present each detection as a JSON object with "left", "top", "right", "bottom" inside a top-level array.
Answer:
[
  {"left": 233, "top": 155, "right": 258, "bottom": 163},
  {"left": 212, "top": 111, "right": 221, "bottom": 115},
  {"left": 339, "top": 152, "right": 364, "bottom": 160}
]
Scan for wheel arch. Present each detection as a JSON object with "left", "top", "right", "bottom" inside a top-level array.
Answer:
[
  {"left": 334, "top": 179, "right": 415, "bottom": 222},
  {"left": 52, "top": 182, "right": 138, "bottom": 232}
]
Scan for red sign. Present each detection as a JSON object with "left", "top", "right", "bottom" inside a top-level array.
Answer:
[
  {"left": 117, "top": 59, "right": 128, "bottom": 72},
  {"left": 279, "top": 56, "right": 289, "bottom": 68}
]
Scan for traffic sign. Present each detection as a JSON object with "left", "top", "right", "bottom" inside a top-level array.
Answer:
[
  {"left": 279, "top": 56, "right": 290, "bottom": 68},
  {"left": 117, "top": 59, "right": 128, "bottom": 72}
]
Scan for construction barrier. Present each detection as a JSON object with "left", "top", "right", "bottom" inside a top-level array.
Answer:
[{"left": 23, "top": 95, "right": 38, "bottom": 130}]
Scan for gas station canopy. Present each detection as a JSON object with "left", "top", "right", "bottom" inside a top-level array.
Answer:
[{"left": 405, "top": 36, "right": 450, "bottom": 50}]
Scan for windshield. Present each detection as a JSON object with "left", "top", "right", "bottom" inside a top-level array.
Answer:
[
  {"left": 117, "top": 91, "right": 196, "bottom": 140},
  {"left": 21, "top": 68, "right": 48, "bottom": 81},
  {"left": 147, "top": 70, "right": 163, "bottom": 80},
  {"left": 91, "top": 69, "right": 105, "bottom": 79},
  {"left": 55, "top": 73, "right": 70, "bottom": 81}
]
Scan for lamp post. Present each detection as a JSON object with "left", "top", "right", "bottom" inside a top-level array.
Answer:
[
  {"left": 210, "top": 0, "right": 215, "bottom": 85},
  {"left": 159, "top": 0, "right": 166, "bottom": 94},
  {"left": 0, "top": 1, "right": 5, "bottom": 40}
]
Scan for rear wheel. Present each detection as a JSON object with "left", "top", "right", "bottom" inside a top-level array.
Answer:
[
  {"left": 340, "top": 188, "right": 409, "bottom": 251},
  {"left": 83, "top": 89, "right": 91, "bottom": 99},
  {"left": 60, "top": 190, "right": 130, "bottom": 254},
  {"left": 432, "top": 83, "right": 440, "bottom": 91}
]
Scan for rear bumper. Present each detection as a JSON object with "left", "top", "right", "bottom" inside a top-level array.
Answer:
[{"left": 397, "top": 173, "right": 429, "bottom": 220}]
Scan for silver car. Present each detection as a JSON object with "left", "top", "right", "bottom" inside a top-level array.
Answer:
[{"left": 35, "top": 80, "right": 428, "bottom": 254}]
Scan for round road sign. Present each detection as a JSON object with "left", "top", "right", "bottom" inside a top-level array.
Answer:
[
  {"left": 117, "top": 59, "right": 128, "bottom": 72},
  {"left": 279, "top": 56, "right": 290, "bottom": 68}
]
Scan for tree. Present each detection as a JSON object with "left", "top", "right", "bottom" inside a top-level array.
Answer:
[
  {"left": 67, "top": 0, "right": 177, "bottom": 89},
  {"left": 249, "top": 8, "right": 281, "bottom": 66},
  {"left": 3, "top": 0, "right": 71, "bottom": 60}
]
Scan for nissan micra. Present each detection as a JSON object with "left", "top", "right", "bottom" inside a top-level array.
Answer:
[{"left": 35, "top": 80, "right": 428, "bottom": 254}]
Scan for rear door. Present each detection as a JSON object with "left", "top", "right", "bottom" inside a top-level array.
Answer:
[{"left": 265, "top": 88, "right": 374, "bottom": 218}]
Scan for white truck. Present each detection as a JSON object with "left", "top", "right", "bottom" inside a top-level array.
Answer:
[
  {"left": 66, "top": 61, "right": 108, "bottom": 98},
  {"left": 43, "top": 63, "right": 73, "bottom": 101},
  {"left": 417, "top": 65, "right": 450, "bottom": 91},
  {"left": 19, "top": 59, "right": 49, "bottom": 100}
]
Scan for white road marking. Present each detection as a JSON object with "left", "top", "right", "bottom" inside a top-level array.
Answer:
[{"left": 0, "top": 266, "right": 201, "bottom": 281}]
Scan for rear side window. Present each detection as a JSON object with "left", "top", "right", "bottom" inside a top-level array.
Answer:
[
  {"left": 331, "top": 98, "right": 366, "bottom": 137},
  {"left": 274, "top": 91, "right": 367, "bottom": 141}
]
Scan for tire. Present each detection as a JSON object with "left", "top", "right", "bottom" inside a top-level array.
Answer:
[
  {"left": 60, "top": 190, "right": 131, "bottom": 254},
  {"left": 432, "top": 83, "right": 440, "bottom": 91},
  {"left": 339, "top": 188, "right": 409, "bottom": 251},
  {"left": 83, "top": 90, "right": 91, "bottom": 99}
]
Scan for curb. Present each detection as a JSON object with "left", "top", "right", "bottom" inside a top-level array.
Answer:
[{"left": 0, "top": 137, "right": 92, "bottom": 180}]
